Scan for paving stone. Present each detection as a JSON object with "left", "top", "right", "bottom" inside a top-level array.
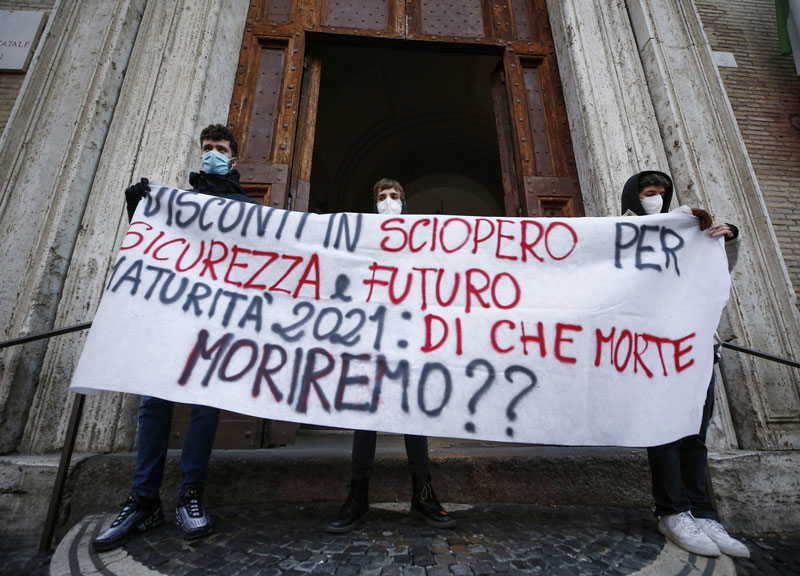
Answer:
[
  {"left": 412, "top": 553, "right": 435, "bottom": 567},
  {"left": 433, "top": 553, "right": 454, "bottom": 565},
  {"left": 350, "top": 556, "right": 371, "bottom": 567},
  {"left": 6, "top": 503, "right": 798, "bottom": 576},
  {"left": 237, "top": 564, "right": 268, "bottom": 576},
  {"left": 393, "top": 554, "right": 411, "bottom": 564},
  {"left": 470, "top": 562, "right": 493, "bottom": 575}
]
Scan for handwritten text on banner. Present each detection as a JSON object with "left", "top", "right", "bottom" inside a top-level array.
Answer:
[{"left": 71, "top": 185, "right": 731, "bottom": 446}]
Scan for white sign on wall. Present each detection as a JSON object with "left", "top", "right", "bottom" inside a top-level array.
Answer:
[{"left": 0, "top": 10, "right": 45, "bottom": 72}]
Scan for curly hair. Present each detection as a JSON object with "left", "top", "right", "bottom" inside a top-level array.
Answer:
[{"left": 199, "top": 123, "right": 238, "bottom": 158}]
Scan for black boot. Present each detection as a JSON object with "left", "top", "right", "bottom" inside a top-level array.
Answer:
[
  {"left": 326, "top": 477, "right": 369, "bottom": 533},
  {"left": 410, "top": 475, "right": 456, "bottom": 528}
]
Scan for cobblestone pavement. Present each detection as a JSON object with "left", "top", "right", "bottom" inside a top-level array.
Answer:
[{"left": 3, "top": 503, "right": 798, "bottom": 575}]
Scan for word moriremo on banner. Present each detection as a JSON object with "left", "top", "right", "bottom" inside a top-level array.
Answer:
[{"left": 71, "top": 184, "right": 731, "bottom": 447}]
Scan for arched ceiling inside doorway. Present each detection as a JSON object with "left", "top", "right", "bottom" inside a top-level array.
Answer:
[{"left": 307, "top": 38, "right": 504, "bottom": 216}]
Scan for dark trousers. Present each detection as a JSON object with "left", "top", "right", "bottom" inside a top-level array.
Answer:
[
  {"left": 351, "top": 430, "right": 431, "bottom": 480},
  {"left": 131, "top": 396, "right": 219, "bottom": 500},
  {"left": 647, "top": 372, "right": 718, "bottom": 520}
]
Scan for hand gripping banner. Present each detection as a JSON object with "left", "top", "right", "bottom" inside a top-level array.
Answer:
[{"left": 71, "top": 185, "right": 731, "bottom": 446}]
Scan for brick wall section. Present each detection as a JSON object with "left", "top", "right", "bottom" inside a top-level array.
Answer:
[
  {"left": 0, "top": 1, "right": 54, "bottom": 135},
  {"left": 696, "top": 1, "right": 800, "bottom": 297}
]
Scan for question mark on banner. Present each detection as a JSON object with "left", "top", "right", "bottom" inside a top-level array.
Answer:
[
  {"left": 464, "top": 359, "right": 496, "bottom": 433},
  {"left": 504, "top": 365, "right": 538, "bottom": 438}
]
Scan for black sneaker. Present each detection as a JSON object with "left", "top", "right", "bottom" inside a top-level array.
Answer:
[
  {"left": 92, "top": 494, "right": 164, "bottom": 552},
  {"left": 176, "top": 488, "right": 212, "bottom": 540}
]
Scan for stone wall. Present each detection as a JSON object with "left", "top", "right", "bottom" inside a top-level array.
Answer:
[{"left": 696, "top": 0, "right": 800, "bottom": 299}]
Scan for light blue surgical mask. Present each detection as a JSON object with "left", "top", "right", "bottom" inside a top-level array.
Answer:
[{"left": 201, "top": 150, "right": 232, "bottom": 175}]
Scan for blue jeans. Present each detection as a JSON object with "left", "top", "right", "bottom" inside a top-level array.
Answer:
[
  {"left": 131, "top": 396, "right": 219, "bottom": 500},
  {"left": 647, "top": 372, "right": 718, "bottom": 520}
]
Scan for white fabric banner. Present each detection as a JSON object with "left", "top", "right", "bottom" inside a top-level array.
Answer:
[{"left": 71, "top": 185, "right": 731, "bottom": 446}]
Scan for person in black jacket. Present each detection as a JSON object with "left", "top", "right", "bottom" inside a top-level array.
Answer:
[
  {"left": 621, "top": 170, "right": 749, "bottom": 559},
  {"left": 93, "top": 124, "right": 259, "bottom": 552},
  {"left": 326, "top": 178, "right": 456, "bottom": 534}
]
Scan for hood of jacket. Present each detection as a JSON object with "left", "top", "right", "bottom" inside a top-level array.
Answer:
[{"left": 620, "top": 170, "right": 673, "bottom": 216}]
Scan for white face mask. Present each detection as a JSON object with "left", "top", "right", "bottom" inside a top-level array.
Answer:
[
  {"left": 641, "top": 195, "right": 663, "bottom": 215},
  {"left": 377, "top": 198, "right": 403, "bottom": 215}
]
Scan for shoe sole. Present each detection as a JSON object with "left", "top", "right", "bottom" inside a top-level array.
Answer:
[
  {"left": 176, "top": 517, "right": 213, "bottom": 541},
  {"left": 92, "top": 514, "right": 165, "bottom": 552},
  {"left": 702, "top": 538, "right": 751, "bottom": 559},
  {"left": 659, "top": 529, "right": 720, "bottom": 557},
  {"left": 696, "top": 527, "right": 751, "bottom": 558},
  {"left": 325, "top": 512, "right": 368, "bottom": 534},
  {"left": 410, "top": 509, "right": 456, "bottom": 529}
]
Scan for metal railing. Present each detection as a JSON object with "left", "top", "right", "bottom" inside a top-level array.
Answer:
[{"left": 0, "top": 322, "right": 92, "bottom": 350}]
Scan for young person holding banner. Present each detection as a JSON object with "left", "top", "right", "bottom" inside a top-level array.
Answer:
[
  {"left": 621, "top": 171, "right": 749, "bottom": 559},
  {"left": 326, "top": 178, "right": 456, "bottom": 533},
  {"left": 93, "top": 124, "right": 260, "bottom": 552}
]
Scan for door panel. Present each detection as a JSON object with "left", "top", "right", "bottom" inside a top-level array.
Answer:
[
  {"left": 500, "top": 52, "right": 583, "bottom": 217},
  {"left": 290, "top": 53, "right": 323, "bottom": 213},
  {"left": 491, "top": 64, "right": 522, "bottom": 217},
  {"left": 416, "top": 0, "right": 490, "bottom": 37},
  {"left": 325, "top": 0, "right": 390, "bottom": 30}
]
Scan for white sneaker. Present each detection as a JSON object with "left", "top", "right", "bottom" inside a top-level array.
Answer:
[
  {"left": 658, "top": 512, "right": 721, "bottom": 557},
  {"left": 695, "top": 518, "right": 751, "bottom": 558}
]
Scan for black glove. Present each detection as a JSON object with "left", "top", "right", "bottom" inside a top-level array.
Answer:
[{"left": 125, "top": 178, "right": 149, "bottom": 222}]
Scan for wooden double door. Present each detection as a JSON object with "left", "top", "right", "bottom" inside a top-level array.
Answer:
[{"left": 171, "top": 0, "right": 583, "bottom": 449}]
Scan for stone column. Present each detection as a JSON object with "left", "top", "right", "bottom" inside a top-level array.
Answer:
[
  {"left": 546, "top": 0, "right": 739, "bottom": 450},
  {"left": 0, "top": 0, "right": 148, "bottom": 453},
  {"left": 627, "top": 0, "right": 800, "bottom": 450},
  {"left": 19, "top": 0, "right": 249, "bottom": 453},
  {"left": 545, "top": 0, "right": 670, "bottom": 218}
]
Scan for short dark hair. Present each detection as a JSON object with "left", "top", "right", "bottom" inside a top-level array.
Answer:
[
  {"left": 373, "top": 178, "right": 404, "bottom": 202},
  {"left": 199, "top": 123, "right": 238, "bottom": 158},
  {"left": 638, "top": 172, "right": 671, "bottom": 192}
]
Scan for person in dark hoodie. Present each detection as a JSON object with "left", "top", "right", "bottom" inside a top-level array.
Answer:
[
  {"left": 621, "top": 170, "right": 749, "bottom": 559},
  {"left": 326, "top": 178, "right": 456, "bottom": 533},
  {"left": 93, "top": 124, "right": 260, "bottom": 552}
]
